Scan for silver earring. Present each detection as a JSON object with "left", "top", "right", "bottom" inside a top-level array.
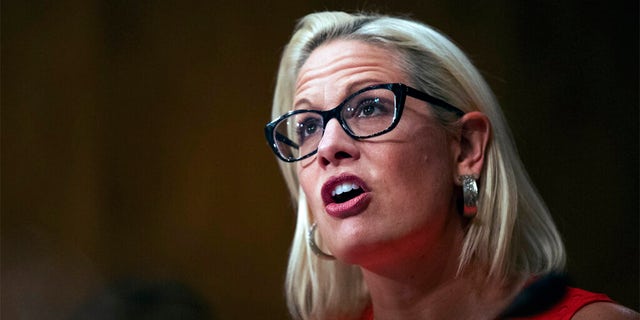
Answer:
[
  {"left": 460, "top": 175, "right": 478, "bottom": 218},
  {"left": 307, "top": 222, "right": 335, "bottom": 260}
]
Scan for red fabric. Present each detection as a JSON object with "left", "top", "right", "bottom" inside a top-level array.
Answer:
[
  {"left": 511, "top": 287, "right": 613, "bottom": 320},
  {"left": 359, "top": 304, "right": 373, "bottom": 320},
  {"left": 358, "top": 287, "right": 613, "bottom": 320}
]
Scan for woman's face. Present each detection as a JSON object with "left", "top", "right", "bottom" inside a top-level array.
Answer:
[{"left": 295, "top": 40, "right": 462, "bottom": 268}]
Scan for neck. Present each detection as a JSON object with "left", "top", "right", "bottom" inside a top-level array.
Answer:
[
  {"left": 364, "top": 270, "right": 523, "bottom": 320},
  {"left": 359, "top": 218, "right": 525, "bottom": 319}
]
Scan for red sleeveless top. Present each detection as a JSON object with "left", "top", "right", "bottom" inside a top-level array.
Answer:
[
  {"left": 509, "top": 287, "right": 613, "bottom": 319},
  {"left": 359, "top": 287, "right": 613, "bottom": 320}
]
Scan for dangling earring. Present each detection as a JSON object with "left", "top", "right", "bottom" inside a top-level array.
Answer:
[
  {"left": 460, "top": 175, "right": 479, "bottom": 218},
  {"left": 307, "top": 222, "right": 335, "bottom": 260}
]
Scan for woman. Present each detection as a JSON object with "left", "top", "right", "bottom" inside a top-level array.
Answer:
[{"left": 264, "top": 11, "right": 637, "bottom": 319}]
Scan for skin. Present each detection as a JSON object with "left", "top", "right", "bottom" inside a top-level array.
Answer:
[
  {"left": 573, "top": 303, "right": 639, "bottom": 320},
  {"left": 293, "top": 39, "right": 638, "bottom": 319},
  {"left": 295, "top": 40, "right": 461, "bottom": 271},
  {"left": 295, "top": 39, "right": 512, "bottom": 319}
]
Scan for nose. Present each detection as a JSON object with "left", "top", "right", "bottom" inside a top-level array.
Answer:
[{"left": 316, "top": 119, "right": 360, "bottom": 167}]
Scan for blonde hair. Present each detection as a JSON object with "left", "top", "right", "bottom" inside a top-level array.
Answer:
[{"left": 270, "top": 11, "right": 566, "bottom": 320}]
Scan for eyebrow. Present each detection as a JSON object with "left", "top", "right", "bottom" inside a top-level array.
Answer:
[
  {"left": 293, "top": 98, "right": 313, "bottom": 111},
  {"left": 292, "top": 79, "right": 389, "bottom": 111}
]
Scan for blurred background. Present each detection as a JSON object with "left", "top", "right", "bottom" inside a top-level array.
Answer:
[{"left": 2, "top": 0, "right": 637, "bottom": 319}]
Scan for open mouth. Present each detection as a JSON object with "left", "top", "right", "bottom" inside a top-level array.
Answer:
[
  {"left": 322, "top": 174, "right": 369, "bottom": 206},
  {"left": 321, "top": 174, "right": 371, "bottom": 219},
  {"left": 331, "top": 183, "right": 364, "bottom": 203}
]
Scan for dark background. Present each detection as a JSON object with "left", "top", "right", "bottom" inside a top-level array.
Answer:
[{"left": 2, "top": 1, "right": 637, "bottom": 319}]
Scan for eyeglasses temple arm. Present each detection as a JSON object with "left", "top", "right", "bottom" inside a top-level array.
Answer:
[
  {"left": 405, "top": 86, "right": 465, "bottom": 117},
  {"left": 275, "top": 132, "right": 300, "bottom": 150}
]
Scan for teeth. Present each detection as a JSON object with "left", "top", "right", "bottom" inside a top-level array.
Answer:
[{"left": 331, "top": 183, "right": 361, "bottom": 197}]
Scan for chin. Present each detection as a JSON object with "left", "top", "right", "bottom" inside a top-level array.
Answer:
[{"left": 330, "top": 233, "right": 398, "bottom": 267}]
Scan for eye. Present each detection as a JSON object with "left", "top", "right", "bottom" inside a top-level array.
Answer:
[
  {"left": 351, "top": 97, "right": 392, "bottom": 118},
  {"left": 359, "top": 101, "right": 378, "bottom": 117},
  {"left": 296, "top": 116, "right": 322, "bottom": 142}
]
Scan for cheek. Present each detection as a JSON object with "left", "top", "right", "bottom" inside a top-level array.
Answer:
[
  {"left": 297, "top": 167, "right": 311, "bottom": 195},
  {"left": 380, "top": 129, "right": 455, "bottom": 199},
  {"left": 297, "top": 167, "right": 322, "bottom": 209}
]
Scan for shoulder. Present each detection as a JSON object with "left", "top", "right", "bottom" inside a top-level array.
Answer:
[
  {"left": 508, "top": 286, "right": 638, "bottom": 320},
  {"left": 572, "top": 302, "right": 639, "bottom": 320},
  {"left": 563, "top": 287, "right": 638, "bottom": 320}
]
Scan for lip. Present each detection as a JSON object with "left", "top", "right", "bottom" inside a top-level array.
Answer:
[{"left": 321, "top": 174, "right": 371, "bottom": 219}]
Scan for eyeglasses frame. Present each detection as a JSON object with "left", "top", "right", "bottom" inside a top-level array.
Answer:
[{"left": 265, "top": 83, "right": 465, "bottom": 162}]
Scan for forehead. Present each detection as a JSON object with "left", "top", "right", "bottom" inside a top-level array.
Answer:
[{"left": 295, "top": 40, "right": 407, "bottom": 97}]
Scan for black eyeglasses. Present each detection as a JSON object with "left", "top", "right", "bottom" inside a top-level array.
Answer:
[{"left": 265, "top": 83, "right": 464, "bottom": 162}]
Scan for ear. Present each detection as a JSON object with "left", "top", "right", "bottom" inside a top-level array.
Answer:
[{"left": 454, "top": 111, "right": 491, "bottom": 181}]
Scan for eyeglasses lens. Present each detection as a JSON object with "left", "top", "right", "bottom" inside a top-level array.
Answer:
[{"left": 273, "top": 88, "right": 397, "bottom": 161}]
